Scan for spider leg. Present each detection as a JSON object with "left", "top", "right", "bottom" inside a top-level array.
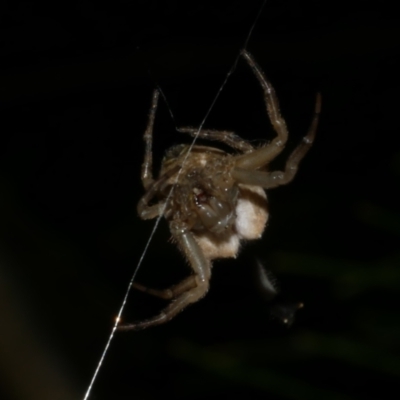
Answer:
[
  {"left": 118, "top": 223, "right": 211, "bottom": 330},
  {"left": 137, "top": 165, "right": 181, "bottom": 219},
  {"left": 141, "top": 90, "right": 160, "bottom": 190},
  {"left": 234, "top": 50, "right": 289, "bottom": 170},
  {"left": 137, "top": 200, "right": 166, "bottom": 220},
  {"left": 137, "top": 177, "right": 166, "bottom": 219},
  {"left": 132, "top": 276, "right": 197, "bottom": 300},
  {"left": 232, "top": 93, "right": 321, "bottom": 189},
  {"left": 177, "top": 127, "right": 254, "bottom": 153}
]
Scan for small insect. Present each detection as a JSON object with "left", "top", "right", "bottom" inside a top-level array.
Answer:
[{"left": 118, "top": 50, "right": 320, "bottom": 331}]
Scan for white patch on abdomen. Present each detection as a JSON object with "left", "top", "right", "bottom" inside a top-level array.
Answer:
[
  {"left": 195, "top": 232, "right": 240, "bottom": 260},
  {"left": 194, "top": 184, "right": 268, "bottom": 261},
  {"left": 235, "top": 184, "right": 268, "bottom": 240}
]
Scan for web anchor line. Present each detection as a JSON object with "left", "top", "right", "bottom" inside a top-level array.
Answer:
[{"left": 82, "top": 2, "right": 267, "bottom": 399}]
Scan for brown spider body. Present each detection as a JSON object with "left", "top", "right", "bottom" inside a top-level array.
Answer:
[
  {"left": 159, "top": 144, "right": 269, "bottom": 260},
  {"left": 118, "top": 50, "right": 321, "bottom": 331}
]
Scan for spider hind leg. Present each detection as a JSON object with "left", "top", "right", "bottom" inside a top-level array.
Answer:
[{"left": 118, "top": 224, "right": 211, "bottom": 331}]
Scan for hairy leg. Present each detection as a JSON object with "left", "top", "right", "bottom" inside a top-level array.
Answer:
[
  {"left": 137, "top": 164, "right": 181, "bottom": 219},
  {"left": 177, "top": 127, "right": 254, "bottom": 153},
  {"left": 232, "top": 93, "right": 321, "bottom": 189}
]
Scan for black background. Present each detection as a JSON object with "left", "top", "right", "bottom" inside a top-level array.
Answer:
[{"left": 1, "top": 1, "right": 399, "bottom": 399}]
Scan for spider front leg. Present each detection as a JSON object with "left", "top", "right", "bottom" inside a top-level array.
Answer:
[
  {"left": 234, "top": 50, "right": 290, "bottom": 170},
  {"left": 137, "top": 178, "right": 167, "bottom": 220},
  {"left": 118, "top": 222, "right": 211, "bottom": 331},
  {"left": 137, "top": 164, "right": 182, "bottom": 220},
  {"left": 232, "top": 93, "right": 321, "bottom": 189},
  {"left": 177, "top": 127, "right": 254, "bottom": 153}
]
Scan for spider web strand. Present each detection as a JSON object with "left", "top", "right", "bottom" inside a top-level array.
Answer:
[{"left": 82, "top": 2, "right": 267, "bottom": 399}]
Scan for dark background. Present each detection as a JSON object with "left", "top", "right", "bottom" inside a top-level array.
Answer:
[{"left": 1, "top": 1, "right": 399, "bottom": 399}]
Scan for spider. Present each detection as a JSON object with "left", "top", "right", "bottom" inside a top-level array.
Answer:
[{"left": 118, "top": 50, "right": 321, "bottom": 331}]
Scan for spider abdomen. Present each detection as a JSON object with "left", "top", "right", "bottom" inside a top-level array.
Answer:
[
  {"left": 235, "top": 184, "right": 268, "bottom": 240},
  {"left": 193, "top": 184, "right": 268, "bottom": 260}
]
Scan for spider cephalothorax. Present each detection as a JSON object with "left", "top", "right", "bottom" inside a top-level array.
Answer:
[{"left": 118, "top": 50, "right": 321, "bottom": 331}]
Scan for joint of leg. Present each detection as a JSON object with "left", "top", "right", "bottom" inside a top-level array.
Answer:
[
  {"left": 271, "top": 171, "right": 284, "bottom": 181},
  {"left": 195, "top": 275, "right": 209, "bottom": 286}
]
